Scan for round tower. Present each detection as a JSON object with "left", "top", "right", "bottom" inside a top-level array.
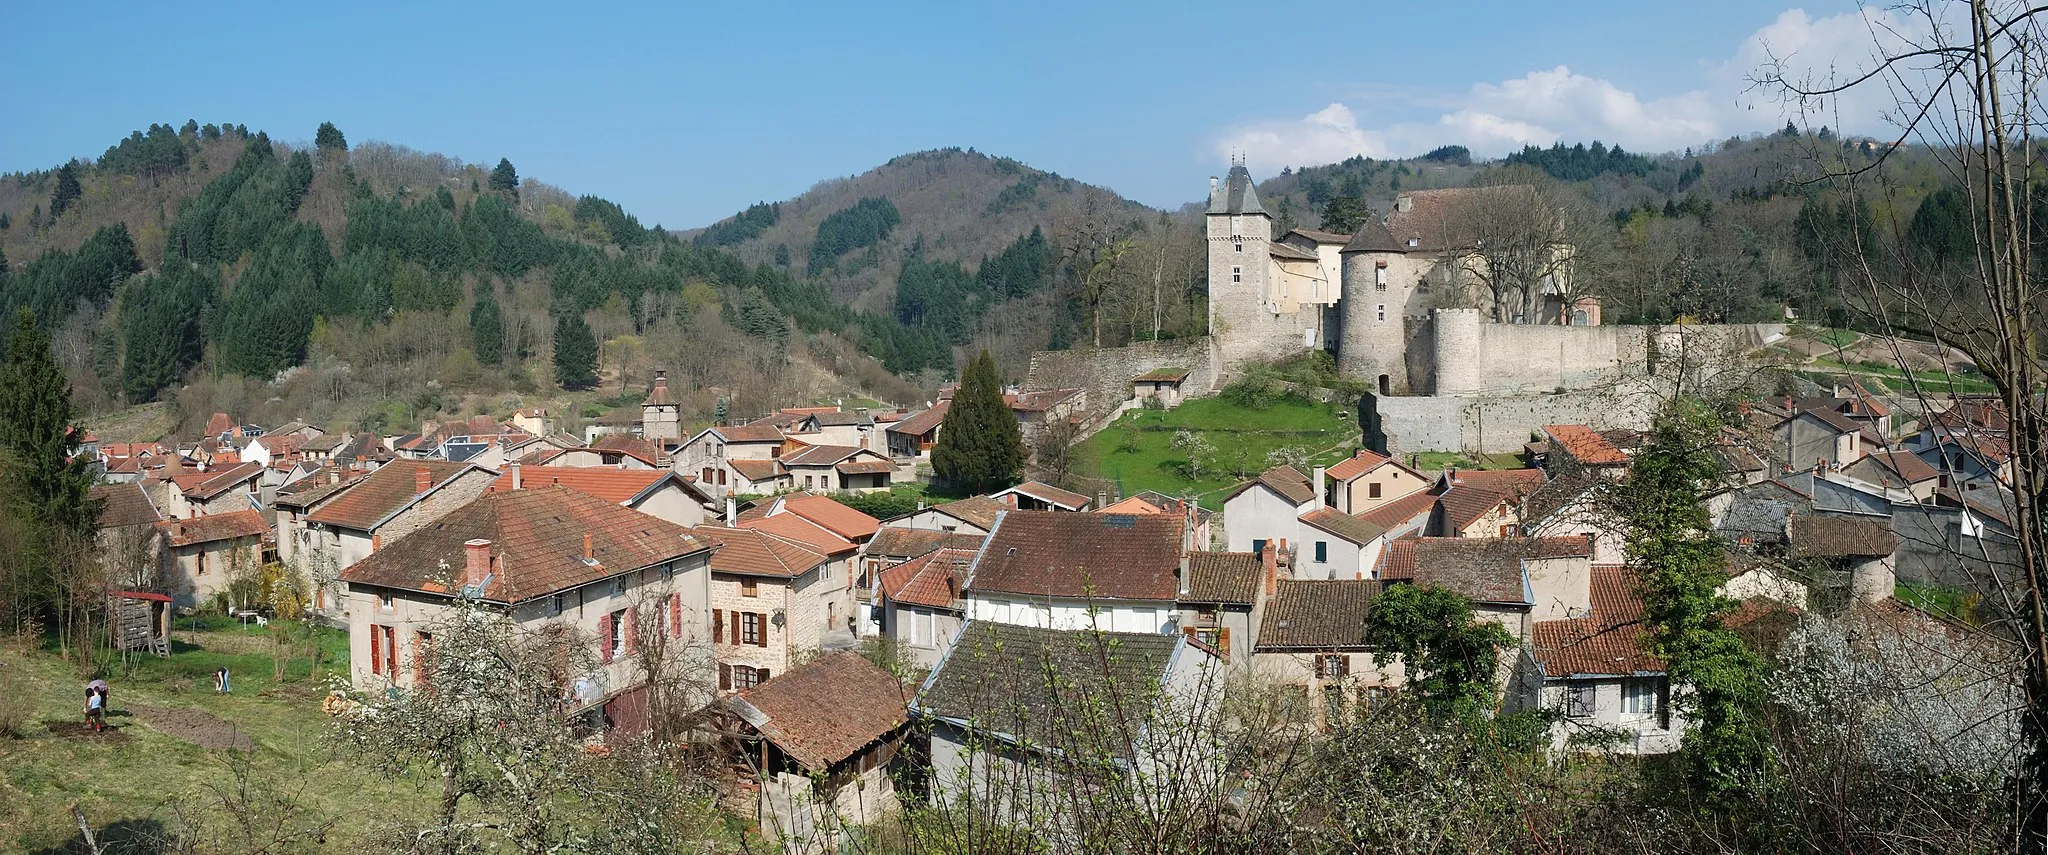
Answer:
[
  {"left": 1339, "top": 250, "right": 1412, "bottom": 393},
  {"left": 1431, "top": 308, "right": 1485, "bottom": 396}
]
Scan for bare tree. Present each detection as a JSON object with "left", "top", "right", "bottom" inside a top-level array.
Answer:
[{"left": 1441, "top": 171, "right": 1604, "bottom": 324}]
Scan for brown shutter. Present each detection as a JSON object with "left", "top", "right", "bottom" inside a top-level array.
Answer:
[
  {"left": 754, "top": 613, "right": 767, "bottom": 648},
  {"left": 598, "top": 613, "right": 614, "bottom": 664},
  {"left": 369, "top": 624, "right": 382, "bottom": 675},
  {"left": 670, "top": 593, "right": 682, "bottom": 637},
  {"left": 731, "top": 611, "right": 742, "bottom": 644},
  {"left": 713, "top": 609, "right": 724, "bottom": 642},
  {"left": 1182, "top": 625, "right": 1197, "bottom": 641},
  {"left": 1218, "top": 627, "right": 1231, "bottom": 657},
  {"left": 624, "top": 608, "right": 638, "bottom": 654},
  {"left": 1339, "top": 654, "right": 1351, "bottom": 677},
  {"left": 757, "top": 668, "right": 770, "bottom": 683},
  {"left": 719, "top": 663, "right": 731, "bottom": 689}
]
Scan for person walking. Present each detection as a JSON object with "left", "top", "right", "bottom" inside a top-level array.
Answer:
[{"left": 83, "top": 681, "right": 107, "bottom": 733}]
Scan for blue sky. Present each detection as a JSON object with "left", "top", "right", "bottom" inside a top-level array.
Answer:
[{"left": 3, "top": 1, "right": 1876, "bottom": 228}]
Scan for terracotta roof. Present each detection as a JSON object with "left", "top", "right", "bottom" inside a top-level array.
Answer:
[
  {"left": 695, "top": 524, "right": 828, "bottom": 578},
  {"left": 717, "top": 421, "right": 787, "bottom": 443},
  {"left": 1228, "top": 465, "right": 1316, "bottom": 506},
  {"left": 485, "top": 466, "right": 687, "bottom": 505},
  {"left": 1444, "top": 468, "right": 1547, "bottom": 499},
  {"left": 305, "top": 460, "right": 474, "bottom": 531},
  {"left": 1132, "top": 367, "right": 1190, "bottom": 383},
  {"left": 915, "top": 621, "right": 1182, "bottom": 756},
  {"left": 781, "top": 444, "right": 865, "bottom": 467},
  {"left": 926, "top": 496, "right": 1007, "bottom": 530},
  {"left": 275, "top": 469, "right": 365, "bottom": 509},
  {"left": 864, "top": 528, "right": 986, "bottom": 561},
  {"left": 642, "top": 376, "right": 674, "bottom": 407},
  {"left": 748, "top": 494, "right": 881, "bottom": 541},
  {"left": 173, "top": 462, "right": 264, "bottom": 499},
  {"left": 1862, "top": 450, "right": 1939, "bottom": 484},
  {"left": 968, "top": 510, "right": 1184, "bottom": 601},
  {"left": 341, "top": 486, "right": 708, "bottom": 602},
  {"left": 92, "top": 483, "right": 162, "bottom": 528},
  {"left": 878, "top": 547, "right": 976, "bottom": 610},
  {"left": 781, "top": 406, "right": 840, "bottom": 416},
  {"left": 1531, "top": 565, "right": 1662, "bottom": 677},
  {"left": 1258, "top": 579, "right": 1380, "bottom": 648},
  {"left": 1435, "top": 486, "right": 1513, "bottom": 534},
  {"left": 1542, "top": 425, "right": 1629, "bottom": 467},
  {"left": 1268, "top": 241, "right": 1322, "bottom": 262},
  {"left": 1000, "top": 480, "right": 1092, "bottom": 510},
  {"left": 204, "top": 412, "right": 236, "bottom": 437},
  {"left": 1386, "top": 186, "right": 1527, "bottom": 252},
  {"left": 1519, "top": 472, "right": 1604, "bottom": 528},
  {"left": 1181, "top": 552, "right": 1263, "bottom": 604},
  {"left": 1354, "top": 490, "right": 1439, "bottom": 532},
  {"left": 727, "top": 652, "right": 908, "bottom": 771},
  {"left": 887, "top": 402, "right": 949, "bottom": 437},
  {"left": 836, "top": 458, "right": 895, "bottom": 475},
  {"left": 1788, "top": 515, "right": 1899, "bottom": 559},
  {"left": 589, "top": 435, "right": 662, "bottom": 465},
  {"left": 1096, "top": 491, "right": 1213, "bottom": 524},
  {"left": 740, "top": 511, "right": 856, "bottom": 556},
  {"left": 1379, "top": 537, "right": 1590, "bottom": 604},
  {"left": 156, "top": 509, "right": 268, "bottom": 548},
  {"left": 728, "top": 458, "right": 785, "bottom": 482},
  {"left": 1931, "top": 432, "right": 2012, "bottom": 464},
  {"left": 1300, "top": 506, "right": 1387, "bottom": 545},
  {"left": 1326, "top": 449, "right": 1392, "bottom": 482},
  {"left": 1931, "top": 399, "right": 2010, "bottom": 433}
]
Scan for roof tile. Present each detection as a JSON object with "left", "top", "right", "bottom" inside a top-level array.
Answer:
[{"left": 727, "top": 652, "right": 908, "bottom": 771}]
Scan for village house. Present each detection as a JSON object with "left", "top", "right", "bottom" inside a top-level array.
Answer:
[
  {"left": 1175, "top": 547, "right": 1269, "bottom": 667},
  {"left": 877, "top": 546, "right": 977, "bottom": 669},
  {"left": 1295, "top": 507, "right": 1388, "bottom": 580},
  {"left": 154, "top": 510, "right": 270, "bottom": 609},
  {"left": 1322, "top": 449, "right": 1431, "bottom": 514},
  {"left": 693, "top": 524, "right": 841, "bottom": 691},
  {"left": 884, "top": 495, "right": 1006, "bottom": 535},
  {"left": 1097, "top": 490, "right": 1214, "bottom": 547},
  {"left": 1913, "top": 432, "right": 2012, "bottom": 491},
  {"left": 164, "top": 461, "right": 265, "bottom": 518},
  {"left": 857, "top": 528, "right": 984, "bottom": 635},
  {"left": 787, "top": 410, "right": 880, "bottom": 453},
  {"left": 1845, "top": 449, "right": 1942, "bottom": 502},
  {"left": 298, "top": 460, "right": 498, "bottom": 600},
  {"left": 990, "top": 480, "right": 1092, "bottom": 512},
  {"left": 485, "top": 463, "right": 712, "bottom": 528},
  {"left": 1253, "top": 577, "right": 1402, "bottom": 727},
  {"left": 339, "top": 486, "right": 714, "bottom": 732},
  {"left": 1376, "top": 537, "right": 1594, "bottom": 644},
  {"left": 884, "top": 403, "right": 947, "bottom": 459},
  {"left": 1542, "top": 424, "right": 1633, "bottom": 479},
  {"left": 963, "top": 509, "right": 1191, "bottom": 634},
  {"left": 1131, "top": 367, "right": 1191, "bottom": 409},
  {"left": 1222, "top": 465, "right": 1318, "bottom": 554},
  {"left": 726, "top": 651, "right": 912, "bottom": 851},
  {"left": 779, "top": 444, "right": 894, "bottom": 492},
  {"left": 90, "top": 483, "right": 166, "bottom": 589},
  {"left": 1006, "top": 387, "right": 1085, "bottom": 441},
  {"left": 1517, "top": 565, "right": 1685, "bottom": 754},
  {"left": 1778, "top": 405, "right": 1875, "bottom": 469},
  {"left": 673, "top": 421, "right": 789, "bottom": 500}
]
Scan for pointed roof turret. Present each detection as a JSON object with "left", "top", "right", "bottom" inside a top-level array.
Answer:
[
  {"left": 643, "top": 370, "right": 675, "bottom": 408},
  {"left": 1207, "top": 162, "right": 1268, "bottom": 217}
]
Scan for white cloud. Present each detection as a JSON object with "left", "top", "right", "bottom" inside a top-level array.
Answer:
[{"left": 1214, "top": 6, "right": 1931, "bottom": 168}]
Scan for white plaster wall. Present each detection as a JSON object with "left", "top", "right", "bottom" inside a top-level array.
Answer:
[
  {"left": 964, "top": 594, "right": 1174, "bottom": 635},
  {"left": 1223, "top": 488, "right": 1311, "bottom": 553}
]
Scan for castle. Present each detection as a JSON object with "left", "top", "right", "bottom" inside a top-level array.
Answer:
[{"left": 1203, "top": 159, "right": 1700, "bottom": 398}]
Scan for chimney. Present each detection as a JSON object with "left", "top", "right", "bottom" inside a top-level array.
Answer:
[
  {"left": 1312, "top": 466, "right": 1326, "bottom": 509},
  {"left": 1262, "top": 540, "right": 1278, "bottom": 596},
  {"left": 415, "top": 466, "right": 431, "bottom": 495},
  {"left": 1178, "top": 550, "right": 1191, "bottom": 596},
  {"left": 583, "top": 533, "right": 594, "bottom": 560},
  {"left": 1278, "top": 538, "right": 1290, "bottom": 574},
  {"left": 463, "top": 539, "right": 491, "bottom": 588},
  {"left": 1209, "top": 175, "right": 1219, "bottom": 198},
  {"left": 726, "top": 498, "right": 737, "bottom": 525},
  {"left": 1180, "top": 501, "right": 1197, "bottom": 555},
  {"left": 509, "top": 461, "right": 522, "bottom": 490},
  {"left": 370, "top": 534, "right": 381, "bottom": 553},
  {"left": 1096, "top": 489, "right": 1109, "bottom": 510}
]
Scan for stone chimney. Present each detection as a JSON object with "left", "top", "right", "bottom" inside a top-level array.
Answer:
[
  {"left": 1277, "top": 538, "right": 1291, "bottom": 576},
  {"left": 462, "top": 539, "right": 491, "bottom": 588},
  {"left": 1096, "top": 489, "right": 1109, "bottom": 510},
  {"left": 1262, "top": 540, "right": 1279, "bottom": 596},
  {"left": 414, "top": 466, "right": 431, "bottom": 495},
  {"left": 509, "top": 461, "right": 522, "bottom": 490},
  {"left": 1180, "top": 501, "right": 1197, "bottom": 555},
  {"left": 1209, "top": 175, "right": 1219, "bottom": 199},
  {"left": 370, "top": 534, "right": 381, "bottom": 553},
  {"left": 1312, "top": 466, "right": 1326, "bottom": 509}
]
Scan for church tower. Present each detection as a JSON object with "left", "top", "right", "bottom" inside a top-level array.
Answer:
[
  {"left": 1206, "top": 157, "right": 1284, "bottom": 373},
  {"left": 641, "top": 370, "right": 680, "bottom": 443}
]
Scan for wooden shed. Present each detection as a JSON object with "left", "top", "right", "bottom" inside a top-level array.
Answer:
[{"left": 109, "top": 591, "right": 171, "bottom": 655}]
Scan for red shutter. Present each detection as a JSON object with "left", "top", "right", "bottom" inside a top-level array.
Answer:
[
  {"left": 1339, "top": 654, "right": 1351, "bottom": 677},
  {"left": 719, "top": 663, "right": 731, "bottom": 689},
  {"left": 598, "top": 613, "right": 614, "bottom": 664},
  {"left": 625, "top": 608, "right": 638, "bottom": 654},
  {"left": 1218, "top": 627, "right": 1231, "bottom": 657},
  {"left": 713, "top": 609, "right": 724, "bottom": 642},
  {"left": 731, "top": 611, "right": 742, "bottom": 645},
  {"left": 384, "top": 627, "right": 397, "bottom": 676},
  {"left": 369, "top": 624, "right": 382, "bottom": 675},
  {"left": 1182, "top": 626, "right": 1197, "bottom": 641},
  {"left": 670, "top": 593, "right": 682, "bottom": 637}
]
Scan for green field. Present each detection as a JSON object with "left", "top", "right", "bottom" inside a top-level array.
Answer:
[
  {"left": 1073, "top": 397, "right": 1360, "bottom": 509},
  {"left": 1809, "top": 359, "right": 1997, "bottom": 395}
]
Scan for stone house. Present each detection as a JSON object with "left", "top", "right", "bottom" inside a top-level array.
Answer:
[
  {"left": 1253, "top": 578, "right": 1403, "bottom": 727},
  {"left": 166, "top": 461, "right": 265, "bottom": 518},
  {"left": 884, "top": 403, "right": 946, "bottom": 459},
  {"left": 1222, "top": 465, "right": 1317, "bottom": 554},
  {"left": 726, "top": 652, "right": 911, "bottom": 852},
  {"left": 1778, "top": 407, "right": 1874, "bottom": 470},
  {"left": 963, "top": 510, "right": 1191, "bottom": 635},
  {"left": 1845, "top": 449, "right": 1942, "bottom": 502},
  {"left": 1131, "top": 367, "right": 1190, "bottom": 409},
  {"left": 693, "top": 524, "right": 839, "bottom": 691},
  {"left": 298, "top": 460, "right": 498, "bottom": 609},
  {"left": 1175, "top": 548, "right": 1269, "bottom": 667},
  {"left": 1433, "top": 484, "right": 1522, "bottom": 539},
  {"left": 739, "top": 493, "right": 880, "bottom": 546},
  {"left": 788, "top": 410, "right": 879, "bottom": 453},
  {"left": 1294, "top": 507, "right": 1387, "bottom": 580},
  {"left": 777, "top": 444, "right": 894, "bottom": 492},
  {"left": 1516, "top": 565, "right": 1685, "bottom": 755},
  {"left": 1912, "top": 433, "right": 2011, "bottom": 491},
  {"left": 485, "top": 463, "right": 712, "bottom": 528},
  {"left": 990, "top": 480, "right": 1092, "bottom": 512},
  {"left": 1322, "top": 449, "right": 1430, "bottom": 515},
  {"left": 1376, "top": 537, "right": 1594, "bottom": 644},
  {"left": 90, "top": 484, "right": 166, "bottom": 589},
  {"left": 1097, "top": 491, "right": 1214, "bottom": 548},
  {"left": 154, "top": 510, "right": 270, "bottom": 609},
  {"left": 338, "top": 486, "right": 714, "bottom": 731},
  {"left": 877, "top": 547, "right": 976, "bottom": 670},
  {"left": 642, "top": 371, "right": 682, "bottom": 443},
  {"left": 883, "top": 495, "right": 1006, "bottom": 535},
  {"left": 1541, "top": 424, "right": 1632, "bottom": 479}
]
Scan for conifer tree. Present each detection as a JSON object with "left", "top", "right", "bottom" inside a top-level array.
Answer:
[
  {"left": 471, "top": 287, "right": 504, "bottom": 365},
  {"left": 315, "top": 121, "right": 348, "bottom": 152},
  {"left": 932, "top": 350, "right": 1022, "bottom": 493},
  {"left": 0, "top": 310, "right": 97, "bottom": 538},
  {"left": 490, "top": 158, "right": 520, "bottom": 197},
  {"left": 552, "top": 313, "right": 597, "bottom": 390},
  {"left": 49, "top": 163, "right": 82, "bottom": 219}
]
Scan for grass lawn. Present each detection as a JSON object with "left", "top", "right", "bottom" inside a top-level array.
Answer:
[
  {"left": 1896, "top": 581, "right": 1980, "bottom": 624},
  {"left": 0, "top": 622, "right": 429, "bottom": 853},
  {"left": 1809, "top": 359, "right": 1997, "bottom": 395},
  {"left": 1073, "top": 396, "right": 1359, "bottom": 510}
]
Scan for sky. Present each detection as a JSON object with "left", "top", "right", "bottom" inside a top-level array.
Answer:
[{"left": 3, "top": 1, "right": 1907, "bottom": 228}]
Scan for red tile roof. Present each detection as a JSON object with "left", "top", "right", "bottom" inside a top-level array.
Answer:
[
  {"left": 968, "top": 510, "right": 1184, "bottom": 601},
  {"left": 156, "top": 509, "right": 268, "bottom": 548},
  {"left": 589, "top": 435, "right": 662, "bottom": 465},
  {"left": 1531, "top": 565, "right": 1662, "bottom": 677},
  {"left": 836, "top": 459, "right": 896, "bottom": 475},
  {"left": 745, "top": 494, "right": 881, "bottom": 542},
  {"left": 718, "top": 421, "right": 788, "bottom": 443},
  {"left": 305, "top": 460, "right": 473, "bottom": 531},
  {"left": 727, "top": 652, "right": 908, "bottom": 771},
  {"left": 1006, "top": 388, "right": 1081, "bottom": 412},
  {"left": 1258, "top": 579, "right": 1381, "bottom": 648},
  {"left": 1435, "top": 486, "right": 1513, "bottom": 534},
  {"left": 863, "top": 528, "right": 986, "bottom": 561},
  {"left": 1181, "top": 552, "right": 1263, "bottom": 604},
  {"left": 1227, "top": 465, "right": 1316, "bottom": 506},
  {"left": 781, "top": 444, "right": 866, "bottom": 467},
  {"left": 485, "top": 466, "right": 685, "bottom": 505},
  {"left": 729, "top": 458, "right": 785, "bottom": 482},
  {"left": 1000, "top": 480, "right": 1092, "bottom": 510},
  {"left": 340, "top": 486, "right": 709, "bottom": 603},
  {"left": 172, "top": 462, "right": 265, "bottom": 499},
  {"left": 887, "top": 402, "right": 949, "bottom": 437},
  {"left": 1444, "top": 468, "right": 1546, "bottom": 499},
  {"left": 1355, "top": 490, "right": 1439, "bottom": 531},
  {"left": 1862, "top": 450, "right": 1939, "bottom": 484},
  {"left": 694, "top": 524, "right": 829, "bottom": 578},
  {"left": 1299, "top": 506, "right": 1387, "bottom": 545},
  {"left": 740, "top": 511, "right": 857, "bottom": 556},
  {"left": 925, "top": 496, "right": 1007, "bottom": 530},
  {"left": 1326, "top": 449, "right": 1392, "bottom": 482},
  {"left": 1542, "top": 425, "right": 1629, "bottom": 467},
  {"left": 878, "top": 547, "right": 976, "bottom": 610}
]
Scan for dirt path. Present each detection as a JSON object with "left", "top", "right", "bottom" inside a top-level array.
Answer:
[
  {"left": 130, "top": 703, "right": 255, "bottom": 750},
  {"left": 42, "top": 719, "right": 131, "bottom": 743}
]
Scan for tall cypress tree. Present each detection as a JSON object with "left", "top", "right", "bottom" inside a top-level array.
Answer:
[
  {"left": 471, "top": 288, "right": 504, "bottom": 365},
  {"left": 0, "top": 310, "right": 98, "bottom": 538},
  {"left": 552, "top": 313, "right": 597, "bottom": 390},
  {"left": 931, "top": 350, "right": 1022, "bottom": 493}
]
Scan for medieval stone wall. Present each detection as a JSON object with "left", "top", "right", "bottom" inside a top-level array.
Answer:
[
  {"left": 1376, "top": 387, "right": 1664, "bottom": 454},
  {"left": 1022, "top": 337, "right": 1219, "bottom": 421}
]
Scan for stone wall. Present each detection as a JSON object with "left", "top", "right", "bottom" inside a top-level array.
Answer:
[
  {"left": 1427, "top": 312, "right": 1787, "bottom": 396},
  {"left": 1023, "top": 337, "right": 1219, "bottom": 420},
  {"left": 1377, "top": 386, "right": 1665, "bottom": 454}
]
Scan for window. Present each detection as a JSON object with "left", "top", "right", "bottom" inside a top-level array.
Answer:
[
  {"left": 702, "top": 467, "right": 714, "bottom": 483},
  {"left": 740, "top": 578, "right": 759, "bottom": 598},
  {"left": 1368, "top": 482, "right": 1382, "bottom": 499},
  {"left": 804, "top": 475, "right": 815, "bottom": 489},
  {"left": 379, "top": 593, "right": 394, "bottom": 610},
  {"left": 1314, "top": 541, "right": 1328, "bottom": 563},
  {"left": 1498, "top": 524, "right": 1515, "bottom": 537},
  {"left": 1230, "top": 266, "right": 1242, "bottom": 283},
  {"left": 1566, "top": 684, "right": 1597, "bottom": 718},
  {"left": 1233, "top": 237, "right": 1242, "bottom": 254},
  {"left": 369, "top": 625, "right": 396, "bottom": 676},
  {"left": 1195, "top": 607, "right": 1219, "bottom": 627},
  {"left": 1194, "top": 626, "right": 1229, "bottom": 656},
  {"left": 1622, "top": 678, "right": 1661, "bottom": 715},
  {"left": 742, "top": 612, "right": 764, "bottom": 646},
  {"left": 732, "top": 665, "right": 765, "bottom": 690},
  {"left": 607, "top": 608, "right": 627, "bottom": 658},
  {"left": 1376, "top": 304, "right": 1386, "bottom": 322},
  {"left": 1374, "top": 265, "right": 1388, "bottom": 291},
  {"left": 1319, "top": 654, "right": 1347, "bottom": 679},
  {"left": 1251, "top": 538, "right": 1266, "bottom": 556}
]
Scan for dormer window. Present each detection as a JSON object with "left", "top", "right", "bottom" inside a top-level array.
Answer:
[{"left": 1407, "top": 238, "right": 1420, "bottom": 248}]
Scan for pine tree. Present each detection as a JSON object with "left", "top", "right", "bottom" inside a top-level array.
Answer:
[
  {"left": 315, "top": 121, "right": 348, "bottom": 151},
  {"left": 0, "top": 310, "right": 98, "bottom": 538},
  {"left": 712, "top": 397, "right": 728, "bottom": 425},
  {"left": 490, "top": 158, "right": 520, "bottom": 196},
  {"left": 552, "top": 313, "right": 597, "bottom": 390},
  {"left": 931, "top": 350, "right": 1022, "bottom": 493},
  {"left": 471, "top": 288, "right": 505, "bottom": 365},
  {"left": 49, "top": 163, "right": 82, "bottom": 219}
]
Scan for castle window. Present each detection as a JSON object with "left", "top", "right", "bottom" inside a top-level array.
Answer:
[
  {"left": 1233, "top": 237, "right": 1242, "bottom": 253},
  {"left": 1231, "top": 267, "right": 1242, "bottom": 283},
  {"left": 1376, "top": 305, "right": 1386, "bottom": 322},
  {"left": 1375, "top": 265, "right": 1388, "bottom": 291}
]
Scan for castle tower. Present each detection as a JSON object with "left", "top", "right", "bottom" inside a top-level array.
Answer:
[
  {"left": 1207, "top": 158, "right": 1309, "bottom": 375},
  {"left": 642, "top": 370, "right": 680, "bottom": 442}
]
